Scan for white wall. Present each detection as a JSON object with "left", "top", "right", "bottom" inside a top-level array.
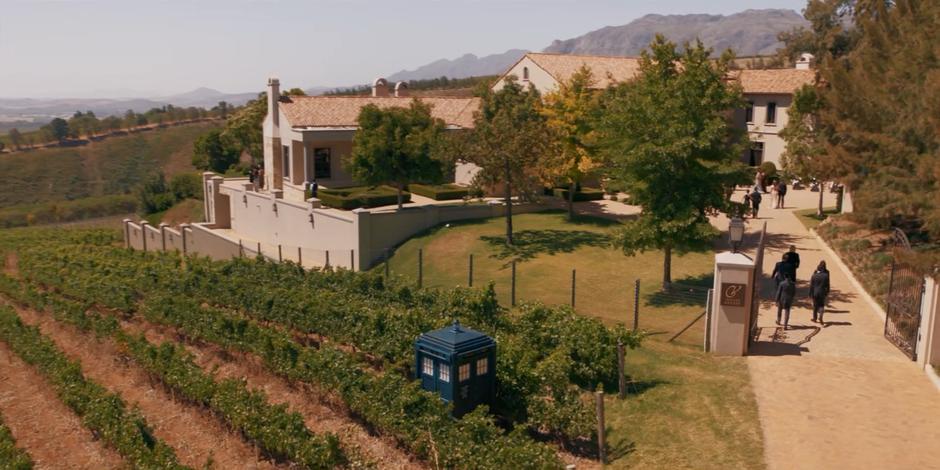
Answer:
[
  {"left": 739, "top": 93, "right": 794, "bottom": 169},
  {"left": 492, "top": 56, "right": 559, "bottom": 93}
]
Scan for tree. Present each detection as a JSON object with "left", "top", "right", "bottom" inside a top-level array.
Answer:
[
  {"left": 541, "top": 65, "right": 602, "bottom": 219},
  {"left": 221, "top": 88, "right": 304, "bottom": 163},
  {"left": 780, "top": 85, "right": 837, "bottom": 216},
  {"left": 776, "top": 0, "right": 859, "bottom": 65},
  {"left": 813, "top": 0, "right": 940, "bottom": 243},
  {"left": 217, "top": 101, "right": 229, "bottom": 119},
  {"left": 8, "top": 128, "right": 23, "bottom": 150},
  {"left": 348, "top": 100, "right": 446, "bottom": 210},
  {"left": 193, "top": 129, "right": 240, "bottom": 173},
  {"left": 137, "top": 173, "right": 176, "bottom": 214},
  {"left": 598, "top": 36, "right": 750, "bottom": 290},
  {"left": 465, "top": 77, "right": 552, "bottom": 245},
  {"left": 44, "top": 118, "right": 70, "bottom": 143}
]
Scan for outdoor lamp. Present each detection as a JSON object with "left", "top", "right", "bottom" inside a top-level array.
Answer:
[{"left": 729, "top": 217, "right": 745, "bottom": 253}]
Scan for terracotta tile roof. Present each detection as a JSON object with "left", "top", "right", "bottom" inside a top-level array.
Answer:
[
  {"left": 526, "top": 52, "right": 642, "bottom": 88},
  {"left": 732, "top": 69, "right": 815, "bottom": 94},
  {"left": 280, "top": 96, "right": 480, "bottom": 129},
  {"left": 520, "top": 52, "right": 814, "bottom": 94}
]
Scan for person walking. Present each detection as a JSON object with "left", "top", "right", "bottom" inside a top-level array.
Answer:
[
  {"left": 743, "top": 192, "right": 752, "bottom": 219},
  {"left": 809, "top": 261, "right": 831, "bottom": 323},
  {"left": 784, "top": 245, "right": 801, "bottom": 279},
  {"left": 772, "top": 253, "right": 797, "bottom": 287},
  {"left": 776, "top": 180, "right": 788, "bottom": 209},
  {"left": 750, "top": 186, "right": 762, "bottom": 219},
  {"left": 755, "top": 169, "right": 764, "bottom": 193},
  {"left": 776, "top": 275, "right": 796, "bottom": 329}
]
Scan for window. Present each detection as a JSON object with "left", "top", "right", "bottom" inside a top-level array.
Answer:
[
  {"left": 459, "top": 364, "right": 470, "bottom": 382},
  {"left": 749, "top": 142, "right": 764, "bottom": 167},
  {"left": 745, "top": 101, "right": 754, "bottom": 123},
  {"left": 282, "top": 145, "right": 290, "bottom": 178},
  {"left": 439, "top": 365, "right": 450, "bottom": 383},
  {"left": 766, "top": 102, "right": 777, "bottom": 125},
  {"left": 476, "top": 358, "right": 488, "bottom": 376},
  {"left": 522, "top": 66, "right": 529, "bottom": 81},
  {"left": 422, "top": 357, "right": 434, "bottom": 376},
  {"left": 313, "top": 148, "right": 331, "bottom": 179}
]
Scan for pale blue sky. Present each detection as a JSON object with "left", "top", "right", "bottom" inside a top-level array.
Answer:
[{"left": 0, "top": 0, "right": 807, "bottom": 98}]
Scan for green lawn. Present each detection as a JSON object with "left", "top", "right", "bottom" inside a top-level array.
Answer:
[
  {"left": 382, "top": 211, "right": 714, "bottom": 346},
  {"left": 794, "top": 206, "right": 839, "bottom": 231},
  {"left": 378, "top": 211, "right": 765, "bottom": 468}
]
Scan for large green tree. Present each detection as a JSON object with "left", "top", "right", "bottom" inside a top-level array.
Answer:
[
  {"left": 598, "top": 36, "right": 750, "bottom": 290},
  {"left": 193, "top": 129, "right": 240, "bottom": 173},
  {"left": 44, "top": 118, "right": 70, "bottom": 143},
  {"left": 466, "top": 77, "right": 552, "bottom": 245},
  {"left": 776, "top": 0, "right": 859, "bottom": 65},
  {"left": 816, "top": 0, "right": 939, "bottom": 244},
  {"left": 221, "top": 88, "right": 305, "bottom": 163},
  {"left": 541, "top": 65, "right": 603, "bottom": 220},
  {"left": 348, "top": 100, "right": 446, "bottom": 210},
  {"left": 780, "top": 85, "right": 838, "bottom": 216}
]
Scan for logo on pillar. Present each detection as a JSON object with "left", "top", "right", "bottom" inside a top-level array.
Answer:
[{"left": 720, "top": 283, "right": 747, "bottom": 307}]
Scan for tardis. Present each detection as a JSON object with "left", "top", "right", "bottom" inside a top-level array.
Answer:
[{"left": 414, "top": 320, "right": 496, "bottom": 417}]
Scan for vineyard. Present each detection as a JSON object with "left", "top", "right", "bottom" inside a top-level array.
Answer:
[{"left": 0, "top": 226, "right": 646, "bottom": 469}]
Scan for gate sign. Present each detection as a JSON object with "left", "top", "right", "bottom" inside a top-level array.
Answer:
[{"left": 720, "top": 283, "right": 747, "bottom": 307}]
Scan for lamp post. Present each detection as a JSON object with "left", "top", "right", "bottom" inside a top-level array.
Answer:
[{"left": 729, "top": 217, "right": 745, "bottom": 253}]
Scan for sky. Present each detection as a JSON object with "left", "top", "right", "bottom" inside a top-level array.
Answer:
[{"left": 0, "top": 0, "right": 807, "bottom": 98}]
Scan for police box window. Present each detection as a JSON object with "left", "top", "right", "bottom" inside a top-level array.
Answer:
[
  {"left": 422, "top": 357, "right": 433, "bottom": 376},
  {"left": 476, "top": 358, "right": 488, "bottom": 375},
  {"left": 439, "top": 366, "right": 450, "bottom": 383},
  {"left": 459, "top": 364, "right": 470, "bottom": 382}
]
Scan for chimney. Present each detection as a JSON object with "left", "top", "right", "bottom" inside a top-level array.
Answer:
[
  {"left": 394, "top": 81, "right": 409, "bottom": 98},
  {"left": 267, "top": 77, "right": 280, "bottom": 130},
  {"left": 372, "top": 78, "right": 389, "bottom": 97},
  {"left": 795, "top": 53, "right": 815, "bottom": 70}
]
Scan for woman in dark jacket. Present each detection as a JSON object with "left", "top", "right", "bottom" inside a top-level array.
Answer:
[{"left": 809, "top": 261, "right": 831, "bottom": 323}]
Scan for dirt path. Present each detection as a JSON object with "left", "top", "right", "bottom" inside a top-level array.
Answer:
[
  {"left": 11, "top": 305, "right": 282, "bottom": 470},
  {"left": 742, "top": 189, "right": 940, "bottom": 469},
  {"left": 0, "top": 341, "right": 123, "bottom": 469}
]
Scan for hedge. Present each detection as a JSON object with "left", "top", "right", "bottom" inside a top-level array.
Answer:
[
  {"left": 551, "top": 187, "right": 605, "bottom": 202},
  {"left": 407, "top": 184, "right": 469, "bottom": 201},
  {"left": 316, "top": 186, "right": 410, "bottom": 210}
]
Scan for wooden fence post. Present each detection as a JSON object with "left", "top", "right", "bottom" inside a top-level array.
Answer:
[
  {"left": 596, "top": 391, "right": 606, "bottom": 464},
  {"left": 350, "top": 249, "right": 355, "bottom": 271},
  {"left": 511, "top": 261, "right": 517, "bottom": 307},
  {"left": 278, "top": 244, "right": 283, "bottom": 262},
  {"left": 617, "top": 341, "right": 626, "bottom": 399},
  {"left": 297, "top": 247, "right": 302, "bottom": 266},
  {"left": 325, "top": 250, "right": 330, "bottom": 268},
  {"left": 633, "top": 279, "right": 641, "bottom": 331},
  {"left": 384, "top": 249, "right": 390, "bottom": 278},
  {"left": 418, "top": 248, "right": 423, "bottom": 288},
  {"left": 468, "top": 254, "right": 473, "bottom": 287},
  {"left": 257, "top": 242, "right": 261, "bottom": 258},
  {"left": 571, "top": 269, "right": 576, "bottom": 308}
]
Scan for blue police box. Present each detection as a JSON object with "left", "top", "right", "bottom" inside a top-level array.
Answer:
[{"left": 414, "top": 321, "right": 496, "bottom": 417}]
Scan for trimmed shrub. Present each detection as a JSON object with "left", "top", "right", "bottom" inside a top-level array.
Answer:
[
  {"left": 551, "top": 187, "right": 605, "bottom": 202},
  {"left": 317, "top": 185, "right": 410, "bottom": 210},
  {"left": 408, "top": 183, "right": 469, "bottom": 201}
]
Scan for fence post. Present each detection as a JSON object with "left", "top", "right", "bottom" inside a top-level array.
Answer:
[
  {"left": 181, "top": 227, "right": 188, "bottom": 256},
  {"left": 596, "top": 391, "right": 606, "bottom": 464},
  {"left": 418, "top": 248, "right": 423, "bottom": 289},
  {"left": 325, "top": 250, "right": 330, "bottom": 268},
  {"left": 278, "top": 244, "right": 283, "bottom": 262},
  {"left": 468, "top": 254, "right": 473, "bottom": 287},
  {"left": 633, "top": 279, "right": 641, "bottom": 331},
  {"left": 571, "top": 269, "right": 576, "bottom": 309},
  {"left": 511, "top": 261, "right": 517, "bottom": 307},
  {"left": 297, "top": 247, "right": 302, "bottom": 266},
  {"left": 617, "top": 341, "right": 626, "bottom": 399},
  {"left": 257, "top": 242, "right": 261, "bottom": 258},
  {"left": 350, "top": 249, "right": 355, "bottom": 271},
  {"left": 238, "top": 240, "right": 243, "bottom": 258},
  {"left": 384, "top": 248, "right": 390, "bottom": 278}
]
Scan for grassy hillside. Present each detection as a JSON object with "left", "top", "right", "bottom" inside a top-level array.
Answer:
[{"left": 0, "top": 121, "right": 219, "bottom": 209}]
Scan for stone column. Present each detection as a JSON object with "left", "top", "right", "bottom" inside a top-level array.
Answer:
[
  {"left": 917, "top": 277, "right": 940, "bottom": 369},
  {"left": 159, "top": 223, "right": 169, "bottom": 252},
  {"left": 140, "top": 221, "right": 150, "bottom": 252},
  {"left": 122, "top": 218, "right": 132, "bottom": 248},
  {"left": 709, "top": 251, "right": 756, "bottom": 356}
]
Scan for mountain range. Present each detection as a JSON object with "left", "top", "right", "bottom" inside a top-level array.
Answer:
[{"left": 386, "top": 9, "right": 808, "bottom": 82}]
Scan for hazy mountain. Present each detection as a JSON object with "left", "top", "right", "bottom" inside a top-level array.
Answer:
[
  {"left": 543, "top": 9, "right": 808, "bottom": 57},
  {"left": 157, "top": 87, "right": 258, "bottom": 108},
  {"left": 387, "top": 49, "right": 527, "bottom": 82},
  {"left": 383, "top": 9, "right": 807, "bottom": 81}
]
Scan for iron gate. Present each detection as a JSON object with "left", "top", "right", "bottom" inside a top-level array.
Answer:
[{"left": 884, "top": 229, "right": 925, "bottom": 361}]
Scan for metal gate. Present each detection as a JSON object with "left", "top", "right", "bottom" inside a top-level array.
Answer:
[
  {"left": 884, "top": 228, "right": 925, "bottom": 360},
  {"left": 747, "top": 222, "right": 768, "bottom": 351}
]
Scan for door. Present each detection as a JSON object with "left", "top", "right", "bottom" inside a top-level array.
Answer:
[{"left": 313, "top": 148, "right": 331, "bottom": 179}]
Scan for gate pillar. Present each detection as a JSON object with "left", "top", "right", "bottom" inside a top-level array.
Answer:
[
  {"left": 917, "top": 277, "right": 940, "bottom": 369},
  {"left": 709, "top": 252, "right": 755, "bottom": 356}
]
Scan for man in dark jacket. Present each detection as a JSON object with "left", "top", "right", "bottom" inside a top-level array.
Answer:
[
  {"left": 776, "top": 275, "right": 796, "bottom": 329},
  {"left": 750, "top": 187, "right": 762, "bottom": 219},
  {"left": 784, "top": 245, "right": 801, "bottom": 278},
  {"left": 772, "top": 254, "right": 797, "bottom": 287},
  {"left": 776, "top": 180, "right": 788, "bottom": 208},
  {"left": 809, "top": 261, "right": 831, "bottom": 323}
]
